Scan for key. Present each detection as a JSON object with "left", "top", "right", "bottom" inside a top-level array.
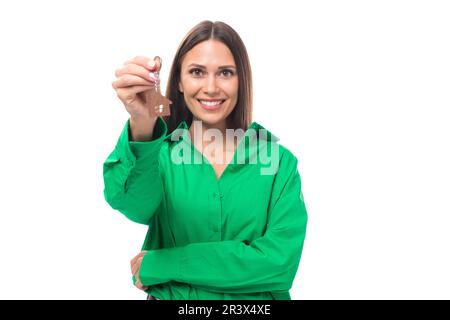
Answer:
[{"left": 145, "top": 56, "right": 172, "bottom": 117}]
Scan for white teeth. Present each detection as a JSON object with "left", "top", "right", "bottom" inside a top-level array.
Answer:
[{"left": 200, "top": 100, "right": 223, "bottom": 106}]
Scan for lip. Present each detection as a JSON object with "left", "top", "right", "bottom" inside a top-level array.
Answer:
[{"left": 197, "top": 99, "right": 226, "bottom": 110}]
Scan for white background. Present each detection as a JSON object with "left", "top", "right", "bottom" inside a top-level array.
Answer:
[{"left": 0, "top": 0, "right": 449, "bottom": 299}]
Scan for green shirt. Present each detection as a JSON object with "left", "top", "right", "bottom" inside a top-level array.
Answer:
[{"left": 103, "top": 117, "right": 308, "bottom": 300}]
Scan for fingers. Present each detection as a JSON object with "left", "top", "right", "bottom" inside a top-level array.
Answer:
[
  {"left": 130, "top": 259, "right": 137, "bottom": 274},
  {"left": 115, "top": 63, "right": 157, "bottom": 83},
  {"left": 135, "top": 278, "right": 144, "bottom": 289},
  {"left": 130, "top": 254, "right": 141, "bottom": 274},
  {"left": 115, "top": 85, "right": 154, "bottom": 101},
  {"left": 131, "top": 251, "right": 149, "bottom": 291},
  {"left": 130, "top": 251, "right": 148, "bottom": 275},
  {"left": 135, "top": 279, "right": 149, "bottom": 291},
  {"left": 131, "top": 255, "right": 144, "bottom": 275},
  {"left": 153, "top": 56, "right": 162, "bottom": 72},
  {"left": 112, "top": 74, "right": 154, "bottom": 89},
  {"left": 130, "top": 252, "right": 141, "bottom": 273},
  {"left": 123, "top": 56, "right": 161, "bottom": 72},
  {"left": 113, "top": 56, "right": 162, "bottom": 94}
]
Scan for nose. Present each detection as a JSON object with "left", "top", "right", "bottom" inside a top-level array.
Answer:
[{"left": 203, "top": 74, "right": 220, "bottom": 96}]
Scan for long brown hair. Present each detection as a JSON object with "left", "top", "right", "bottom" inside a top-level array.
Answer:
[{"left": 163, "top": 20, "right": 253, "bottom": 133}]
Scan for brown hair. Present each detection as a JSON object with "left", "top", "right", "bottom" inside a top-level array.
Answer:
[{"left": 163, "top": 20, "right": 253, "bottom": 133}]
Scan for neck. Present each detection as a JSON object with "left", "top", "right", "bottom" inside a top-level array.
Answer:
[{"left": 189, "top": 118, "right": 231, "bottom": 151}]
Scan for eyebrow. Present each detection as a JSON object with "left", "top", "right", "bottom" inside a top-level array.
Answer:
[{"left": 187, "top": 63, "right": 236, "bottom": 69}]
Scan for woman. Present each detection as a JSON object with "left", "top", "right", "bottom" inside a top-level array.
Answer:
[{"left": 104, "top": 20, "right": 308, "bottom": 300}]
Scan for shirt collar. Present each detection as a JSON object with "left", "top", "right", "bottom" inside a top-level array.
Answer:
[{"left": 164, "top": 121, "right": 189, "bottom": 143}]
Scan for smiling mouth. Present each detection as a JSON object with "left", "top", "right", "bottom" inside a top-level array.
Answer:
[{"left": 197, "top": 99, "right": 226, "bottom": 110}]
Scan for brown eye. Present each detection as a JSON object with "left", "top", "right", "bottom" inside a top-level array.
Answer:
[
  {"left": 189, "top": 68, "right": 203, "bottom": 77},
  {"left": 221, "top": 69, "right": 234, "bottom": 77}
]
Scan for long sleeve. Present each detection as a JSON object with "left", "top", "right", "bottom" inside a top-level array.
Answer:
[
  {"left": 103, "top": 117, "right": 167, "bottom": 225},
  {"left": 139, "top": 150, "right": 308, "bottom": 293}
]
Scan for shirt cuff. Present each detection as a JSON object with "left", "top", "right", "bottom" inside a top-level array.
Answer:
[{"left": 139, "top": 247, "right": 183, "bottom": 286}]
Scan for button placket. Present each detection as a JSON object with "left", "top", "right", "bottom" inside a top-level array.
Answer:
[
  {"left": 213, "top": 192, "right": 224, "bottom": 199},
  {"left": 211, "top": 185, "right": 224, "bottom": 236}
]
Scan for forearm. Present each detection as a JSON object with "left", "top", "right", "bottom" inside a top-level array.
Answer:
[
  {"left": 103, "top": 117, "right": 168, "bottom": 224},
  {"left": 139, "top": 226, "right": 306, "bottom": 293}
]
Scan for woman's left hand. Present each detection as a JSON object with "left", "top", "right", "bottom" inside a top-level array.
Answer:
[{"left": 131, "top": 250, "right": 149, "bottom": 291}]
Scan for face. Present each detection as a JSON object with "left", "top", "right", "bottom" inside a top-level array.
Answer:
[{"left": 178, "top": 40, "right": 239, "bottom": 129}]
